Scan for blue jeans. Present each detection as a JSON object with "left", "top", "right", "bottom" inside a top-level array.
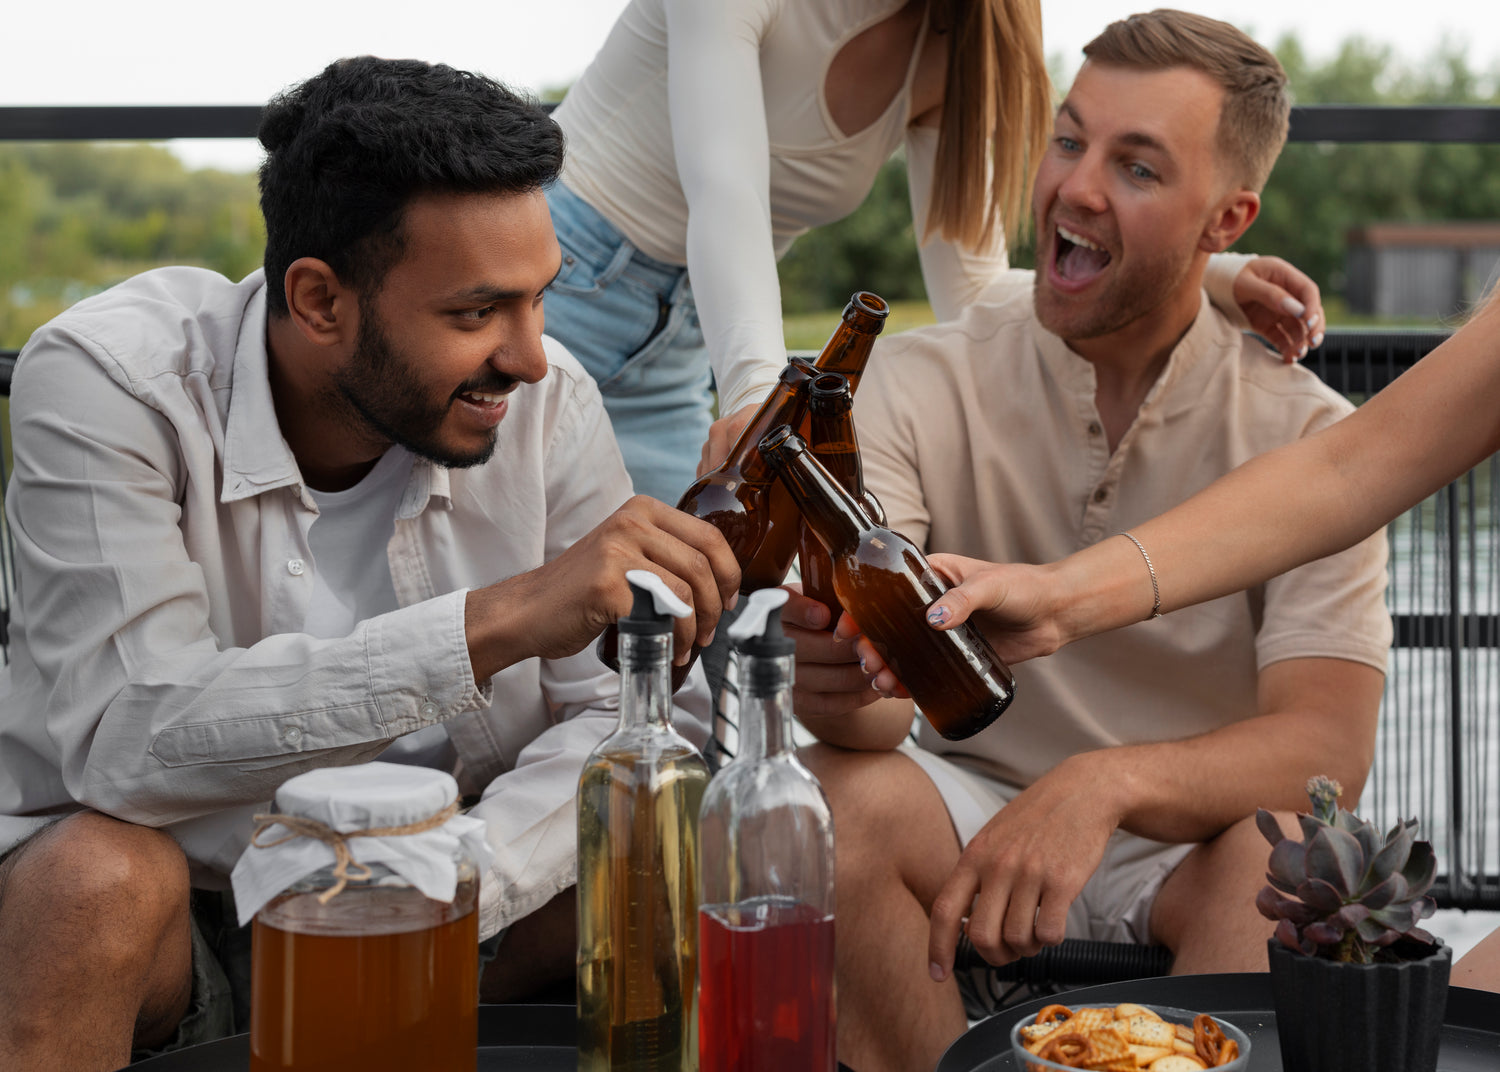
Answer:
[{"left": 543, "top": 183, "right": 713, "bottom": 504}]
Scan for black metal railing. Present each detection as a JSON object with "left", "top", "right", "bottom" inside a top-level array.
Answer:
[{"left": 5, "top": 103, "right": 1499, "bottom": 144}]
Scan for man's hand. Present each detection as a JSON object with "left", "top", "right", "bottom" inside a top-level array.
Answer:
[
  {"left": 1233, "top": 255, "right": 1325, "bottom": 363},
  {"left": 465, "top": 495, "right": 740, "bottom": 680},
  {"left": 783, "top": 586, "right": 875, "bottom": 719},
  {"left": 928, "top": 757, "right": 1121, "bottom": 975},
  {"left": 697, "top": 402, "right": 760, "bottom": 477}
]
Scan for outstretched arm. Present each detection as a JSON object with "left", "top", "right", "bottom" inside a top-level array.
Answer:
[{"left": 909, "top": 290, "right": 1500, "bottom": 658}]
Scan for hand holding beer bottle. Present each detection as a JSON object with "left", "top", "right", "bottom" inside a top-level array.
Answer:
[{"left": 760, "top": 426, "right": 1015, "bottom": 741}]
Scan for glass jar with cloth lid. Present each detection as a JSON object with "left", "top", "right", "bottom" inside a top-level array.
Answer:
[{"left": 230, "top": 762, "right": 492, "bottom": 1072}]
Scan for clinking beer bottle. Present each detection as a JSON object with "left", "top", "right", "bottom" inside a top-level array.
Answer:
[
  {"left": 737, "top": 292, "right": 890, "bottom": 590},
  {"left": 698, "top": 589, "right": 835, "bottom": 1072},
  {"left": 797, "top": 372, "right": 885, "bottom": 632},
  {"left": 595, "top": 358, "right": 817, "bottom": 689},
  {"left": 760, "top": 426, "right": 1016, "bottom": 741},
  {"left": 577, "top": 571, "right": 710, "bottom": 1071}
]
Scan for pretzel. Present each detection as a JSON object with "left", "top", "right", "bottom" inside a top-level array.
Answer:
[
  {"left": 1193, "top": 1014, "right": 1228, "bottom": 1067},
  {"left": 1035, "top": 1004, "right": 1076, "bottom": 1026},
  {"left": 1038, "top": 1033, "right": 1098, "bottom": 1067}
]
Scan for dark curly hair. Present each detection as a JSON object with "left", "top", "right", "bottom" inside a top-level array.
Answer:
[{"left": 258, "top": 56, "right": 564, "bottom": 317}]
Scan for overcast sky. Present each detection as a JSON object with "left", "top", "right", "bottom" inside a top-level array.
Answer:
[{"left": 7, "top": 0, "right": 1494, "bottom": 171}]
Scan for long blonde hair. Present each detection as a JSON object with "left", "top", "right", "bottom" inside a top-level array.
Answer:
[{"left": 926, "top": 0, "right": 1051, "bottom": 250}]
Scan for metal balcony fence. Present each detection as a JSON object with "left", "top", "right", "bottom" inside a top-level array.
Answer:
[{"left": 1, "top": 105, "right": 1499, "bottom": 914}]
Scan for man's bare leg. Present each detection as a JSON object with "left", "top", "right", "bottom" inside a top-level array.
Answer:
[
  {"left": 479, "top": 887, "right": 577, "bottom": 1003},
  {"left": 1150, "top": 812, "right": 1287, "bottom": 974},
  {"left": 801, "top": 744, "right": 968, "bottom": 1072},
  {"left": 0, "top": 812, "right": 194, "bottom": 1072}
]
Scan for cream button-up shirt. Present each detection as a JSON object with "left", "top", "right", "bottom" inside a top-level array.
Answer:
[
  {"left": 855, "top": 290, "right": 1392, "bottom": 788},
  {"left": 0, "top": 266, "right": 710, "bottom": 938}
]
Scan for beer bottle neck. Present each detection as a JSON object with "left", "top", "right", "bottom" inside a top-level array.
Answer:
[
  {"left": 765, "top": 436, "right": 869, "bottom": 557},
  {"left": 715, "top": 363, "right": 813, "bottom": 484},
  {"left": 808, "top": 406, "right": 864, "bottom": 499}
]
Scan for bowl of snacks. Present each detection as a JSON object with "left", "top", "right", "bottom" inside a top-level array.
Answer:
[{"left": 1009, "top": 1002, "right": 1249, "bottom": 1071}]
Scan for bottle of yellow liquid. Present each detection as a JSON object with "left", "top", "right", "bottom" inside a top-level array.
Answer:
[{"left": 577, "top": 570, "right": 710, "bottom": 1071}]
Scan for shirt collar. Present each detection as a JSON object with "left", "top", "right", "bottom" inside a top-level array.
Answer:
[
  {"left": 1031, "top": 291, "right": 1233, "bottom": 417},
  {"left": 219, "top": 270, "right": 455, "bottom": 515},
  {"left": 221, "top": 272, "right": 303, "bottom": 504}
]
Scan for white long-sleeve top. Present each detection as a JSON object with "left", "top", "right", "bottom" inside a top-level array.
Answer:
[
  {"left": 0, "top": 267, "right": 711, "bottom": 939},
  {"left": 556, "top": 0, "right": 1253, "bottom": 418}
]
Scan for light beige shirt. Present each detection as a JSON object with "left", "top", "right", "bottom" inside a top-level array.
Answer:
[
  {"left": 855, "top": 291, "right": 1392, "bottom": 786},
  {"left": 0, "top": 267, "right": 710, "bottom": 938}
]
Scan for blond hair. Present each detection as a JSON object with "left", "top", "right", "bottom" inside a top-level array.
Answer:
[
  {"left": 1083, "top": 9, "right": 1290, "bottom": 191},
  {"left": 926, "top": 0, "right": 1052, "bottom": 250}
]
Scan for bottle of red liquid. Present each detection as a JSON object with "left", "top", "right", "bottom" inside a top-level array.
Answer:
[
  {"left": 697, "top": 588, "right": 835, "bottom": 1072},
  {"left": 760, "top": 427, "right": 1015, "bottom": 741},
  {"left": 797, "top": 372, "right": 885, "bottom": 632}
]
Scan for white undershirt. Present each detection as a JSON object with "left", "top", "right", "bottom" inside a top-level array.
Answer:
[{"left": 304, "top": 447, "right": 455, "bottom": 770}]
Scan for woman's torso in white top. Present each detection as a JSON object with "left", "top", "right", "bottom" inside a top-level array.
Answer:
[{"left": 556, "top": 0, "right": 924, "bottom": 266}]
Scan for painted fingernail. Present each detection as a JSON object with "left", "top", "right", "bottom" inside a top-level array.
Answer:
[
  {"left": 1281, "top": 296, "right": 1306, "bottom": 318},
  {"left": 859, "top": 657, "right": 868, "bottom": 673},
  {"left": 1312, "top": 332, "right": 1324, "bottom": 348},
  {"left": 927, "top": 605, "right": 952, "bottom": 626},
  {"left": 930, "top": 961, "right": 947, "bottom": 982},
  {"left": 1306, "top": 315, "right": 1319, "bottom": 329},
  {"left": 1298, "top": 344, "right": 1308, "bottom": 360}
]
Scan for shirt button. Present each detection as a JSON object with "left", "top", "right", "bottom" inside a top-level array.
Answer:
[
  {"left": 1088, "top": 421, "right": 1103, "bottom": 436},
  {"left": 419, "top": 700, "right": 439, "bottom": 719},
  {"left": 1092, "top": 487, "right": 1109, "bottom": 503},
  {"left": 285, "top": 726, "right": 303, "bottom": 746},
  {"left": 287, "top": 559, "right": 306, "bottom": 576}
]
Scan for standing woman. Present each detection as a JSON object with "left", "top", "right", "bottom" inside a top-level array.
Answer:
[{"left": 546, "top": 0, "right": 1323, "bottom": 503}]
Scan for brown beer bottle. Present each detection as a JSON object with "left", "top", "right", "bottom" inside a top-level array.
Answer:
[
  {"left": 798, "top": 372, "right": 885, "bottom": 632},
  {"left": 596, "top": 359, "right": 816, "bottom": 688},
  {"left": 760, "top": 426, "right": 1015, "bottom": 741},
  {"left": 738, "top": 292, "right": 890, "bottom": 588}
]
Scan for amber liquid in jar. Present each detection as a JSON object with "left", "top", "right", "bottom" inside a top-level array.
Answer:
[{"left": 249, "top": 879, "right": 478, "bottom": 1072}]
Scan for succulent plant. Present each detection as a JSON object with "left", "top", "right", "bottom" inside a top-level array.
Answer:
[{"left": 1255, "top": 775, "right": 1438, "bottom": 964}]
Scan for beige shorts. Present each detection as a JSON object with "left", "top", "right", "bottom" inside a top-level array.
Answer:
[{"left": 900, "top": 743, "right": 1194, "bottom": 946}]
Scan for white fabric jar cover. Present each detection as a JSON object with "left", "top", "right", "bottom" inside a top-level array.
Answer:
[{"left": 231, "top": 761, "right": 493, "bottom": 926}]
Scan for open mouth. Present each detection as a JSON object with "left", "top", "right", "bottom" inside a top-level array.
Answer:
[
  {"left": 1053, "top": 224, "right": 1113, "bottom": 285},
  {"left": 457, "top": 388, "right": 510, "bottom": 408}
]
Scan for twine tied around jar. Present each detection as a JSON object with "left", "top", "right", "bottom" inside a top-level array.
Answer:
[{"left": 249, "top": 800, "right": 461, "bottom": 903}]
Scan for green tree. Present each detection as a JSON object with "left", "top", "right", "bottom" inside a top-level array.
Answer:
[{"left": 0, "top": 144, "right": 264, "bottom": 349}]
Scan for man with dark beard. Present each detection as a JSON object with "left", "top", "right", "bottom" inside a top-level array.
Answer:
[
  {"left": 780, "top": 13, "right": 1393, "bottom": 1072},
  {"left": 0, "top": 58, "right": 738, "bottom": 1070}
]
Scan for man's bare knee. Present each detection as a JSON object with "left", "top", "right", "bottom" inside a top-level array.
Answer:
[
  {"left": 2, "top": 812, "right": 190, "bottom": 961},
  {"left": 1153, "top": 812, "right": 1282, "bottom": 972}
]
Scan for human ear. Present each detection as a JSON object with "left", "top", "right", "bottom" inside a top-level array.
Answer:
[
  {"left": 1199, "top": 190, "right": 1261, "bottom": 254},
  {"left": 284, "top": 258, "right": 354, "bottom": 348}
]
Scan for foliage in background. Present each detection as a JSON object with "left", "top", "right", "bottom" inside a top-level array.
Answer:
[
  {"left": 1252, "top": 37, "right": 1500, "bottom": 310},
  {"left": 779, "top": 38, "right": 1500, "bottom": 320},
  {"left": 0, "top": 144, "right": 263, "bottom": 349},
  {"left": 2, "top": 35, "right": 1499, "bottom": 350}
]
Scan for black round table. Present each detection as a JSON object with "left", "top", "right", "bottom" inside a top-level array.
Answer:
[
  {"left": 127, "top": 1003, "right": 577, "bottom": 1070},
  {"left": 936, "top": 974, "right": 1500, "bottom": 1071}
]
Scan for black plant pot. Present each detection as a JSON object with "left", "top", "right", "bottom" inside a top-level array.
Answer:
[{"left": 1266, "top": 936, "right": 1451, "bottom": 1072}]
